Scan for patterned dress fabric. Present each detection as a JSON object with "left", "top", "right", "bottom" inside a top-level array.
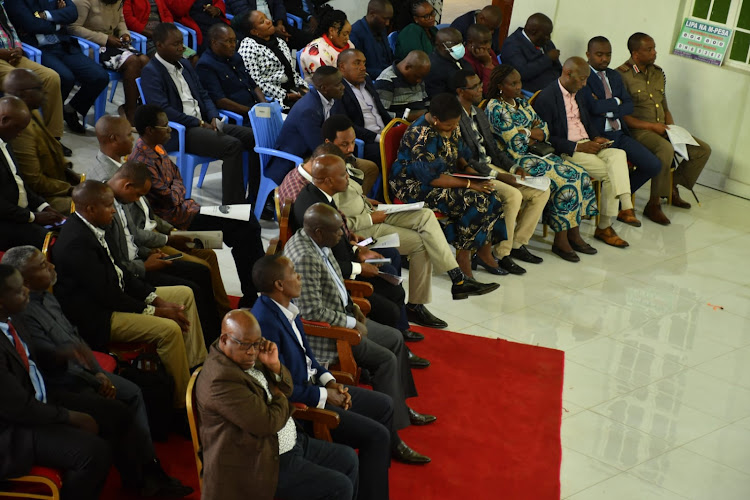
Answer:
[
  {"left": 389, "top": 115, "right": 507, "bottom": 251},
  {"left": 485, "top": 97, "right": 598, "bottom": 232},
  {"left": 237, "top": 35, "right": 306, "bottom": 104},
  {"left": 299, "top": 35, "right": 354, "bottom": 82}
]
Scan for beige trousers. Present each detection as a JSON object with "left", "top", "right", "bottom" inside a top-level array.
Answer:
[
  {"left": 564, "top": 147, "right": 630, "bottom": 217},
  {"left": 354, "top": 158, "right": 380, "bottom": 197},
  {"left": 110, "top": 285, "right": 207, "bottom": 408},
  {"left": 489, "top": 180, "right": 550, "bottom": 258},
  {"left": 356, "top": 208, "right": 458, "bottom": 304},
  {"left": 160, "top": 246, "right": 232, "bottom": 317},
  {"left": 0, "top": 57, "right": 64, "bottom": 138}
]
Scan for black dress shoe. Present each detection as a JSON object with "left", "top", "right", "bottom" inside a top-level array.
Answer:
[
  {"left": 569, "top": 240, "right": 597, "bottom": 255},
  {"left": 63, "top": 105, "right": 85, "bottom": 134},
  {"left": 471, "top": 254, "right": 508, "bottom": 275},
  {"left": 451, "top": 277, "right": 500, "bottom": 300},
  {"left": 510, "top": 245, "right": 543, "bottom": 264},
  {"left": 498, "top": 256, "right": 526, "bottom": 275},
  {"left": 551, "top": 245, "right": 580, "bottom": 263},
  {"left": 401, "top": 329, "right": 425, "bottom": 341},
  {"left": 407, "top": 349, "right": 430, "bottom": 368},
  {"left": 58, "top": 141, "right": 73, "bottom": 157},
  {"left": 392, "top": 441, "right": 431, "bottom": 464},
  {"left": 406, "top": 304, "right": 447, "bottom": 329},
  {"left": 408, "top": 407, "right": 437, "bottom": 425}
]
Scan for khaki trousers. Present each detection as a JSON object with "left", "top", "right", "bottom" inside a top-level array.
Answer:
[
  {"left": 489, "top": 181, "right": 550, "bottom": 258},
  {"left": 354, "top": 158, "right": 380, "bottom": 197},
  {"left": 160, "top": 246, "right": 232, "bottom": 317},
  {"left": 564, "top": 147, "right": 630, "bottom": 217},
  {"left": 356, "top": 208, "right": 458, "bottom": 305},
  {"left": 110, "top": 286, "right": 207, "bottom": 408},
  {"left": 0, "top": 57, "right": 64, "bottom": 138}
]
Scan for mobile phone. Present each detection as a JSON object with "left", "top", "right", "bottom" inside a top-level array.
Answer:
[
  {"left": 357, "top": 237, "right": 376, "bottom": 247},
  {"left": 601, "top": 140, "right": 614, "bottom": 147},
  {"left": 160, "top": 253, "right": 183, "bottom": 261},
  {"left": 364, "top": 258, "right": 391, "bottom": 264}
]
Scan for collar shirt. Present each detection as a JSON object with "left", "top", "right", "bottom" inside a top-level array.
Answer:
[
  {"left": 156, "top": 53, "right": 201, "bottom": 119},
  {"left": 346, "top": 80, "right": 385, "bottom": 135},
  {"left": 464, "top": 106, "right": 492, "bottom": 165},
  {"left": 317, "top": 92, "right": 335, "bottom": 120},
  {"left": 589, "top": 65, "right": 621, "bottom": 132},
  {"left": 309, "top": 236, "right": 356, "bottom": 329},
  {"left": 522, "top": 29, "right": 542, "bottom": 51},
  {"left": 0, "top": 138, "right": 29, "bottom": 209},
  {"left": 298, "top": 164, "right": 313, "bottom": 182},
  {"left": 244, "top": 366, "right": 297, "bottom": 454},
  {"left": 77, "top": 212, "right": 125, "bottom": 290},
  {"left": 114, "top": 200, "right": 139, "bottom": 262},
  {"left": 558, "top": 80, "right": 588, "bottom": 143},
  {"left": 138, "top": 198, "right": 158, "bottom": 232},
  {"left": 1, "top": 321, "right": 47, "bottom": 403}
]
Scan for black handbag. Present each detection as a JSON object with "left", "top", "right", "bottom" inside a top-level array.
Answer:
[{"left": 528, "top": 141, "right": 555, "bottom": 157}]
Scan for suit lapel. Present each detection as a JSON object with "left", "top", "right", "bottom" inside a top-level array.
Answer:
[
  {"left": 553, "top": 84, "right": 568, "bottom": 139},
  {"left": 266, "top": 297, "right": 307, "bottom": 357},
  {"left": 0, "top": 329, "right": 32, "bottom": 375}
]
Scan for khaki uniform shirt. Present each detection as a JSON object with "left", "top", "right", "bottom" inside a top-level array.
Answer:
[{"left": 617, "top": 58, "right": 667, "bottom": 124}]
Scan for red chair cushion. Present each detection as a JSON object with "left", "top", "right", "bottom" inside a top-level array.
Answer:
[{"left": 93, "top": 351, "right": 117, "bottom": 373}]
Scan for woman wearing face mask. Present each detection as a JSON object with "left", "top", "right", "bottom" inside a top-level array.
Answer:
[
  {"left": 69, "top": 0, "right": 151, "bottom": 126},
  {"left": 298, "top": 6, "right": 353, "bottom": 83},
  {"left": 395, "top": 0, "right": 438, "bottom": 60},
  {"left": 390, "top": 93, "right": 508, "bottom": 278}
]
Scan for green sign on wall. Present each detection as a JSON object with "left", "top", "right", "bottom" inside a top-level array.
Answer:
[{"left": 673, "top": 17, "right": 733, "bottom": 66}]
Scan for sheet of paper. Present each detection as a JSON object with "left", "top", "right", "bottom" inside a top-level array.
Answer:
[
  {"left": 370, "top": 233, "right": 400, "bottom": 249},
  {"left": 666, "top": 125, "right": 699, "bottom": 161},
  {"left": 514, "top": 175, "right": 551, "bottom": 191},
  {"left": 171, "top": 230, "right": 224, "bottom": 249},
  {"left": 377, "top": 272, "right": 403, "bottom": 286},
  {"left": 375, "top": 202, "right": 424, "bottom": 214},
  {"left": 199, "top": 204, "right": 252, "bottom": 221}
]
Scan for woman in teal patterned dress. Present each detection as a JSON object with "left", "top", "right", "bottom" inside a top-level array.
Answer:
[
  {"left": 390, "top": 94, "right": 507, "bottom": 277},
  {"left": 485, "top": 64, "right": 598, "bottom": 262}
]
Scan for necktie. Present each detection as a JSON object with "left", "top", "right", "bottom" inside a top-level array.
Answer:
[
  {"left": 7, "top": 321, "right": 30, "bottom": 372},
  {"left": 598, "top": 71, "right": 620, "bottom": 131}
]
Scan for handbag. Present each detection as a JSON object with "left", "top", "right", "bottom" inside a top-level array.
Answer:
[{"left": 527, "top": 141, "right": 555, "bottom": 158}]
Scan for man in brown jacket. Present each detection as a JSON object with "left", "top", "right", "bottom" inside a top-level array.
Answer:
[{"left": 195, "top": 310, "right": 358, "bottom": 500}]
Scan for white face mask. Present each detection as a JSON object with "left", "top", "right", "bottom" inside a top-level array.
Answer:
[{"left": 444, "top": 42, "right": 466, "bottom": 60}]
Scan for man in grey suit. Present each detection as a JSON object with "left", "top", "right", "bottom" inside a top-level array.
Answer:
[
  {"left": 452, "top": 69, "right": 550, "bottom": 274},
  {"left": 284, "top": 202, "right": 434, "bottom": 464}
]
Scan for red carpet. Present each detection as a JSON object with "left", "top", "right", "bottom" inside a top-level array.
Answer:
[{"left": 96, "top": 325, "right": 564, "bottom": 500}]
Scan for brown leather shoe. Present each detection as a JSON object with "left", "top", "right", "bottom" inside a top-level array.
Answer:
[
  {"left": 643, "top": 201, "right": 671, "bottom": 225},
  {"left": 616, "top": 208, "right": 642, "bottom": 227},
  {"left": 671, "top": 186, "right": 692, "bottom": 209},
  {"left": 594, "top": 226, "right": 629, "bottom": 248}
]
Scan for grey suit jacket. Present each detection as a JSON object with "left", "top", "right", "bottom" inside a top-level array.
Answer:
[
  {"left": 459, "top": 105, "right": 515, "bottom": 176},
  {"left": 105, "top": 200, "right": 147, "bottom": 278},
  {"left": 332, "top": 165, "right": 376, "bottom": 233},
  {"left": 126, "top": 199, "right": 171, "bottom": 258},
  {"left": 88, "top": 151, "right": 121, "bottom": 182}
]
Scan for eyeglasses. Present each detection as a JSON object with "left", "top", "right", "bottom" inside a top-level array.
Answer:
[
  {"left": 226, "top": 334, "right": 263, "bottom": 351},
  {"left": 462, "top": 82, "right": 483, "bottom": 91},
  {"left": 151, "top": 125, "right": 171, "bottom": 130},
  {"left": 415, "top": 10, "right": 436, "bottom": 20}
]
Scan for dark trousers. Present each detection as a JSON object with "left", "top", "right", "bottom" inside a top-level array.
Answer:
[
  {"left": 41, "top": 41, "right": 109, "bottom": 115},
  {"left": 275, "top": 432, "right": 358, "bottom": 500},
  {"left": 360, "top": 248, "right": 409, "bottom": 331},
  {"left": 325, "top": 386, "right": 392, "bottom": 500},
  {"left": 0, "top": 221, "right": 48, "bottom": 251},
  {"left": 606, "top": 130, "right": 662, "bottom": 195},
  {"left": 187, "top": 213, "right": 264, "bottom": 307},
  {"left": 32, "top": 424, "right": 111, "bottom": 500},
  {"left": 363, "top": 142, "right": 382, "bottom": 168}
]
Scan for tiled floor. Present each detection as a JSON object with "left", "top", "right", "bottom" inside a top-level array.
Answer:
[{"left": 67, "top": 82, "right": 750, "bottom": 499}]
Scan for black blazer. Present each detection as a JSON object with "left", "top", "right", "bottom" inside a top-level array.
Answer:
[
  {"left": 424, "top": 51, "right": 471, "bottom": 98},
  {"left": 332, "top": 77, "right": 392, "bottom": 144},
  {"left": 582, "top": 67, "right": 633, "bottom": 135},
  {"left": 499, "top": 28, "right": 562, "bottom": 92},
  {"left": 52, "top": 213, "right": 156, "bottom": 350},
  {"left": 0, "top": 144, "right": 47, "bottom": 223},
  {"left": 532, "top": 80, "right": 601, "bottom": 157},
  {"left": 458, "top": 106, "right": 515, "bottom": 174},
  {"left": 450, "top": 10, "right": 500, "bottom": 54}
]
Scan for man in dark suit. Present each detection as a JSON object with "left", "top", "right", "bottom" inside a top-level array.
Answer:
[
  {"left": 251, "top": 254, "right": 398, "bottom": 494},
  {"left": 195, "top": 309, "right": 358, "bottom": 500},
  {"left": 140, "top": 22, "right": 256, "bottom": 204},
  {"left": 583, "top": 36, "right": 663, "bottom": 223},
  {"left": 423, "top": 28, "right": 471, "bottom": 98},
  {"left": 534, "top": 57, "right": 636, "bottom": 250},
  {"left": 0, "top": 264, "right": 111, "bottom": 500},
  {"left": 450, "top": 5, "right": 503, "bottom": 54},
  {"left": 0, "top": 96, "right": 65, "bottom": 251},
  {"left": 499, "top": 13, "right": 561, "bottom": 93},
  {"left": 348, "top": 0, "right": 394, "bottom": 79},
  {"left": 267, "top": 66, "right": 345, "bottom": 184}
]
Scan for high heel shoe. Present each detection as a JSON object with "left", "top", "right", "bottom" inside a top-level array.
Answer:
[{"left": 471, "top": 254, "right": 508, "bottom": 275}]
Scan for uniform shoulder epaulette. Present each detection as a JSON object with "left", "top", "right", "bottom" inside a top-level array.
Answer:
[{"left": 616, "top": 61, "right": 632, "bottom": 73}]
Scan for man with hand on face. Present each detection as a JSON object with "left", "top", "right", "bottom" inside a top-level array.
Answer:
[
  {"left": 195, "top": 309, "right": 359, "bottom": 500},
  {"left": 462, "top": 24, "right": 499, "bottom": 96},
  {"left": 534, "top": 57, "right": 636, "bottom": 251},
  {"left": 374, "top": 50, "right": 431, "bottom": 121},
  {"left": 451, "top": 5, "right": 503, "bottom": 54},
  {"left": 349, "top": 0, "right": 394, "bottom": 79},
  {"left": 423, "top": 28, "right": 471, "bottom": 98},
  {"left": 500, "top": 13, "right": 562, "bottom": 93},
  {"left": 582, "top": 36, "right": 663, "bottom": 224}
]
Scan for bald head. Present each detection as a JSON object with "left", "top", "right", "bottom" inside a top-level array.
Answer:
[
  {"left": 435, "top": 28, "right": 463, "bottom": 58},
  {"left": 96, "top": 114, "right": 130, "bottom": 141},
  {"left": 337, "top": 48, "right": 362, "bottom": 66},
  {"left": 397, "top": 50, "right": 431, "bottom": 85},
  {"left": 2, "top": 69, "right": 44, "bottom": 110},
  {"left": 524, "top": 13, "right": 553, "bottom": 47},
  {"left": 0, "top": 96, "right": 31, "bottom": 142},
  {"left": 302, "top": 203, "right": 344, "bottom": 249},
  {"left": 95, "top": 114, "right": 134, "bottom": 159},
  {"left": 72, "top": 180, "right": 111, "bottom": 207},
  {"left": 560, "top": 56, "right": 590, "bottom": 94},
  {"left": 478, "top": 5, "right": 502, "bottom": 29},
  {"left": 310, "top": 154, "right": 348, "bottom": 195},
  {"left": 219, "top": 309, "right": 263, "bottom": 370},
  {"left": 221, "top": 309, "right": 259, "bottom": 338},
  {"left": 526, "top": 13, "right": 553, "bottom": 30}
]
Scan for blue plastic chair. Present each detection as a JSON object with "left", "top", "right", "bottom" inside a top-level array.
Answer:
[
  {"left": 387, "top": 31, "right": 398, "bottom": 54},
  {"left": 286, "top": 13, "right": 302, "bottom": 29},
  {"left": 21, "top": 43, "right": 42, "bottom": 63},
  {"left": 174, "top": 22, "right": 198, "bottom": 51},
  {"left": 436, "top": 23, "right": 450, "bottom": 30},
  {"left": 248, "top": 102, "right": 302, "bottom": 220},
  {"left": 496, "top": 54, "right": 502, "bottom": 64},
  {"left": 74, "top": 37, "right": 113, "bottom": 125},
  {"left": 296, "top": 49, "right": 305, "bottom": 79}
]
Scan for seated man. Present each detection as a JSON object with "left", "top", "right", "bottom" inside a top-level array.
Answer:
[
  {"left": 105, "top": 161, "right": 221, "bottom": 345},
  {"left": 278, "top": 143, "right": 344, "bottom": 202},
  {"left": 3, "top": 69, "right": 81, "bottom": 215},
  {"left": 618, "top": 32, "right": 711, "bottom": 216},
  {"left": 1, "top": 247, "right": 193, "bottom": 498},
  {"left": 52, "top": 180, "right": 207, "bottom": 408},
  {"left": 251, "top": 254, "right": 395, "bottom": 495},
  {"left": 333, "top": 49, "right": 392, "bottom": 169},
  {"left": 130, "top": 104, "right": 265, "bottom": 307},
  {"left": 123, "top": 0, "right": 175, "bottom": 56},
  {"left": 453, "top": 69, "right": 549, "bottom": 272},
  {"left": 140, "top": 22, "right": 257, "bottom": 204},
  {"left": 186, "top": 0, "right": 232, "bottom": 53},
  {"left": 534, "top": 57, "right": 637, "bottom": 249},
  {"left": 267, "top": 66, "right": 345, "bottom": 184},
  {"left": 582, "top": 36, "right": 662, "bottom": 224},
  {"left": 450, "top": 5, "right": 503, "bottom": 54},
  {"left": 0, "top": 96, "right": 66, "bottom": 251},
  {"left": 0, "top": 264, "right": 111, "bottom": 500},
  {"left": 349, "top": 0, "right": 394, "bottom": 79},
  {"left": 423, "top": 28, "right": 471, "bottom": 98},
  {"left": 5, "top": 0, "right": 109, "bottom": 134},
  {"left": 500, "top": 13, "right": 561, "bottom": 93},
  {"left": 195, "top": 23, "right": 265, "bottom": 118},
  {"left": 462, "top": 24, "right": 499, "bottom": 96},
  {"left": 195, "top": 309, "right": 358, "bottom": 500},
  {"left": 284, "top": 203, "right": 434, "bottom": 462},
  {"left": 374, "top": 50, "right": 431, "bottom": 121}
]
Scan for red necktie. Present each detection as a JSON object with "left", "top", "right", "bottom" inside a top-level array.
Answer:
[
  {"left": 598, "top": 71, "right": 620, "bottom": 131},
  {"left": 7, "top": 321, "right": 30, "bottom": 372}
]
